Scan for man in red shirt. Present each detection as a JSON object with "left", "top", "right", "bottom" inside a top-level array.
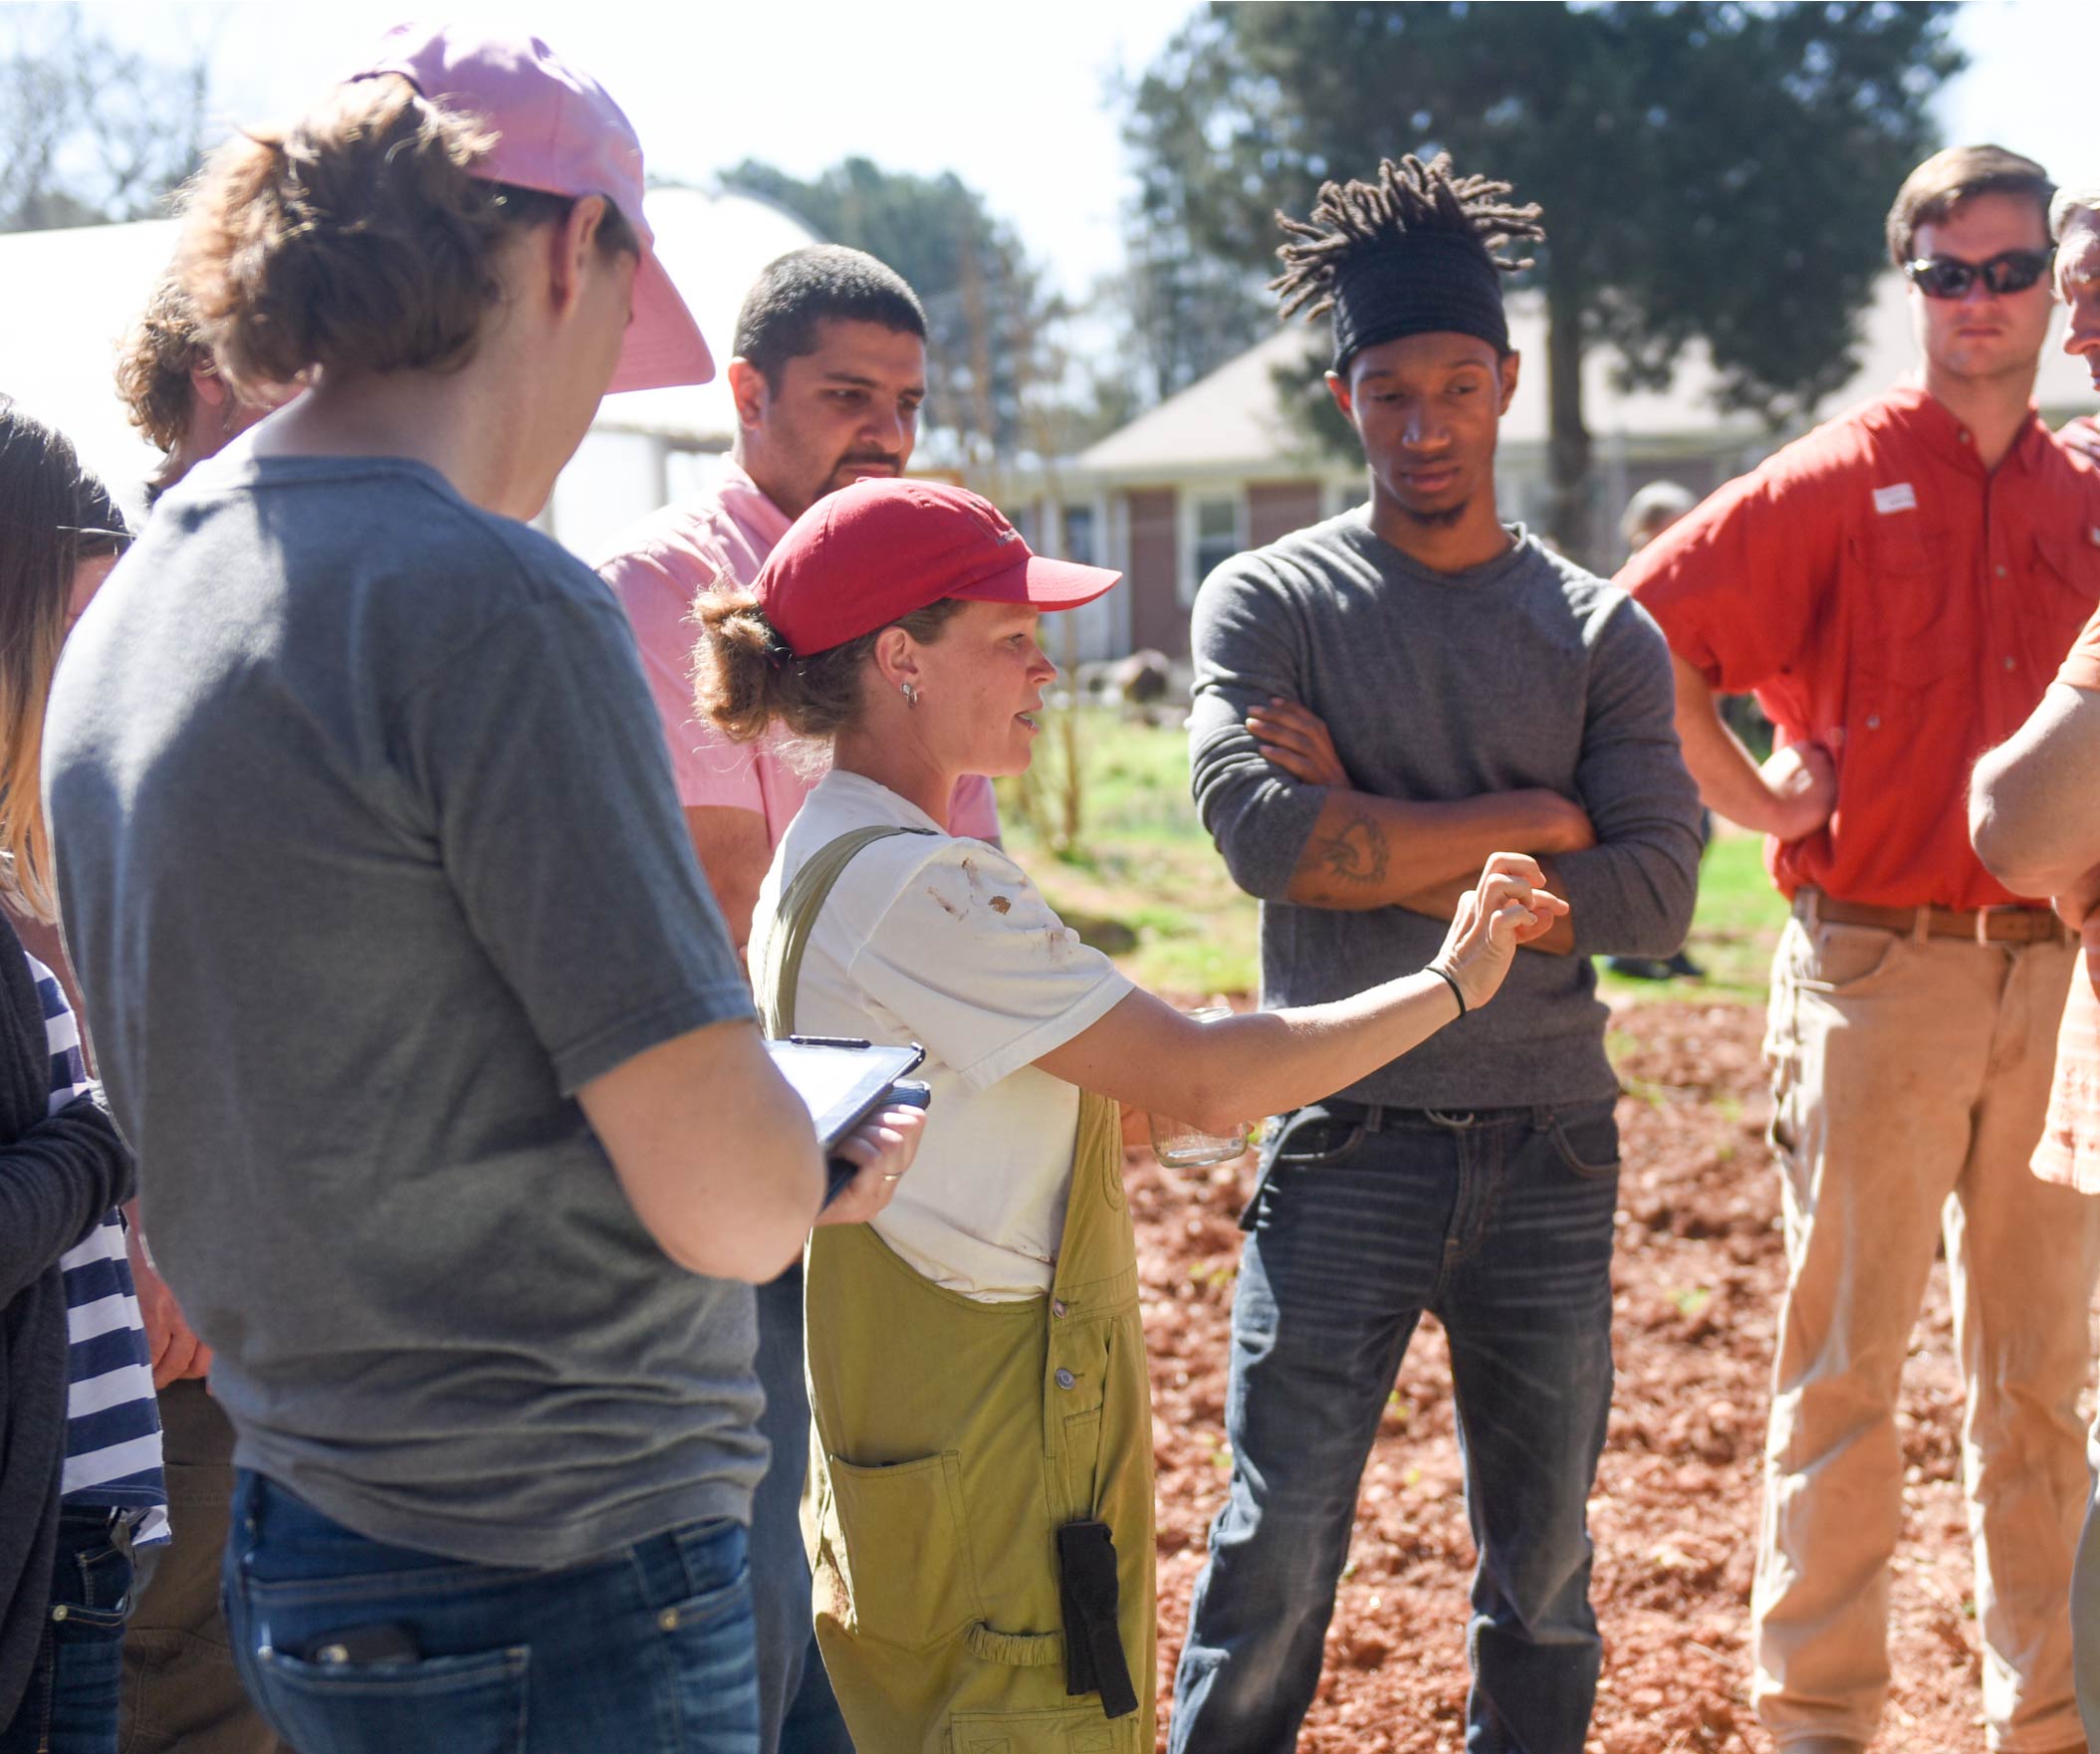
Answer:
[
  {"left": 1970, "top": 180, "right": 2100, "bottom": 1748},
  {"left": 1621, "top": 145, "right": 2100, "bottom": 1754}
]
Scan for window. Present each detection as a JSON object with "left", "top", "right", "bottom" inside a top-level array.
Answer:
[
  {"left": 1185, "top": 493, "right": 1242, "bottom": 604},
  {"left": 1060, "top": 504, "right": 1097, "bottom": 566}
]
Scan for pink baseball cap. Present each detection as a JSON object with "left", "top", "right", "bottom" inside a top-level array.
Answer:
[
  {"left": 350, "top": 24, "right": 712, "bottom": 394},
  {"left": 757, "top": 480, "right": 1121, "bottom": 658}
]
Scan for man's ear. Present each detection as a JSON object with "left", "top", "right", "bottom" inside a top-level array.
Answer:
[
  {"left": 1498, "top": 349, "right": 1520, "bottom": 413},
  {"left": 548, "top": 194, "right": 608, "bottom": 318},
  {"left": 189, "top": 364, "right": 229, "bottom": 409},
  {"left": 1324, "top": 367, "right": 1353, "bottom": 422},
  {"left": 727, "top": 358, "right": 770, "bottom": 433}
]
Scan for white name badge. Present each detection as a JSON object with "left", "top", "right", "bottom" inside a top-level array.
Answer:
[{"left": 1873, "top": 483, "right": 1917, "bottom": 515}]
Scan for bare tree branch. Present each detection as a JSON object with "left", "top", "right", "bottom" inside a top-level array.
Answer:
[{"left": 1, "top": 4, "right": 210, "bottom": 234}]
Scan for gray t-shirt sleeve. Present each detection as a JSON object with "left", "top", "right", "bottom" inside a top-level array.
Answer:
[
  {"left": 1188, "top": 556, "right": 1329, "bottom": 902},
  {"left": 1550, "top": 593, "right": 1705, "bottom": 959},
  {"left": 400, "top": 590, "right": 755, "bottom": 1094}
]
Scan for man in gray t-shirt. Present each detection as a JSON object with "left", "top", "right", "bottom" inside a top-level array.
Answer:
[
  {"left": 45, "top": 453, "right": 769, "bottom": 1570},
  {"left": 1170, "top": 157, "right": 1701, "bottom": 1754}
]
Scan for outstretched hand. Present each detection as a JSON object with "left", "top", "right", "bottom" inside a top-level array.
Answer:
[
  {"left": 813, "top": 1104, "right": 927, "bottom": 1228},
  {"left": 1430, "top": 852, "right": 1570, "bottom": 1012}
]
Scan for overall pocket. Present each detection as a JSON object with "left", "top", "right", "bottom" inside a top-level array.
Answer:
[
  {"left": 947, "top": 1701, "right": 1144, "bottom": 1753},
  {"left": 819, "top": 1450, "right": 981, "bottom": 1650},
  {"left": 1050, "top": 1314, "right": 1119, "bottom": 1525}
]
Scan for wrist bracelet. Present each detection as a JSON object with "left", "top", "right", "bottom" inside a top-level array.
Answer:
[{"left": 1429, "top": 964, "right": 1467, "bottom": 1017}]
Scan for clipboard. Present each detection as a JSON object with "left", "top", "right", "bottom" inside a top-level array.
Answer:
[{"left": 765, "top": 1036, "right": 929, "bottom": 1204}]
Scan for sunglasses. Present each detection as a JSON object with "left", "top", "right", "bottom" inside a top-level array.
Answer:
[
  {"left": 0, "top": 522, "right": 132, "bottom": 551},
  {"left": 1904, "top": 247, "right": 2056, "bottom": 300}
]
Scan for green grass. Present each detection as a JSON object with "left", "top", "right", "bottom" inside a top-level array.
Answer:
[
  {"left": 1596, "top": 831, "right": 1788, "bottom": 1004},
  {"left": 998, "top": 710, "right": 1261, "bottom": 997},
  {"left": 997, "top": 706, "right": 1788, "bottom": 1004}
]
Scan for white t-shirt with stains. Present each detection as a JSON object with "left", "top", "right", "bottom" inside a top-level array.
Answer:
[{"left": 753, "top": 768, "right": 1133, "bottom": 1301}]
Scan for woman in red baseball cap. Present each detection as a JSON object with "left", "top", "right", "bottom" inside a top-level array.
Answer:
[
  {"left": 694, "top": 477, "right": 1565, "bottom": 1750},
  {"left": 41, "top": 28, "right": 922, "bottom": 1754}
]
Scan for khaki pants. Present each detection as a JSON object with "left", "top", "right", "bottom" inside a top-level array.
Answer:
[{"left": 1754, "top": 912, "right": 2100, "bottom": 1752}]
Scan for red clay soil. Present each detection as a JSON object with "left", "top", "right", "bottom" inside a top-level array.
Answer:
[{"left": 1135, "top": 998, "right": 2010, "bottom": 1753}]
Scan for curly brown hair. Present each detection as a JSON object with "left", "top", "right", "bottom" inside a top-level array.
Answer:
[
  {"left": 179, "top": 74, "right": 637, "bottom": 398},
  {"left": 115, "top": 272, "right": 212, "bottom": 455},
  {"left": 693, "top": 587, "right": 966, "bottom": 746}
]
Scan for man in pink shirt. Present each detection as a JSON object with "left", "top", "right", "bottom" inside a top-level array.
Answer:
[
  {"left": 598, "top": 246, "right": 997, "bottom": 961},
  {"left": 595, "top": 244, "right": 995, "bottom": 1754}
]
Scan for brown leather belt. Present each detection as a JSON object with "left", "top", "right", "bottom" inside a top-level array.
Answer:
[{"left": 1793, "top": 888, "right": 2072, "bottom": 947}]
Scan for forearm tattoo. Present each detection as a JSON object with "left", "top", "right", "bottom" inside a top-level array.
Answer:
[{"left": 1311, "top": 813, "right": 1391, "bottom": 887}]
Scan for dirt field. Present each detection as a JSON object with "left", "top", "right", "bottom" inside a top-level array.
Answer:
[{"left": 1137, "top": 997, "right": 2009, "bottom": 1754}]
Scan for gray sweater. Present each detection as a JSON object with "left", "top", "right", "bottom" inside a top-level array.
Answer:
[{"left": 1189, "top": 511, "right": 1703, "bottom": 1109}]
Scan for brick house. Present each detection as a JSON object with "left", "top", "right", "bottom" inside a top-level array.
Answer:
[{"left": 1012, "top": 277, "right": 2099, "bottom": 662}]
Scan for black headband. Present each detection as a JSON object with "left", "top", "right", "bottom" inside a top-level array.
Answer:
[{"left": 1329, "top": 232, "right": 1510, "bottom": 371}]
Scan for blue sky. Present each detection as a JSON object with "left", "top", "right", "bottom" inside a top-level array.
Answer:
[{"left": 65, "top": 0, "right": 2100, "bottom": 300}]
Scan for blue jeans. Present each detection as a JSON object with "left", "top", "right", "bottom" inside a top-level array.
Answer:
[
  {"left": 0, "top": 1503, "right": 131, "bottom": 1754},
  {"left": 0, "top": 1504, "right": 133, "bottom": 1754},
  {"left": 221, "top": 1472, "right": 758, "bottom": 1754},
  {"left": 1169, "top": 1099, "right": 1621, "bottom": 1754},
  {"left": 751, "top": 1261, "right": 851, "bottom": 1754}
]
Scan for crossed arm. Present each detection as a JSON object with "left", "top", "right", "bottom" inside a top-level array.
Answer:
[
  {"left": 1187, "top": 566, "right": 1699, "bottom": 963},
  {"left": 1246, "top": 697, "right": 1591, "bottom": 953},
  {"left": 1970, "top": 681, "right": 2100, "bottom": 928},
  {"left": 1239, "top": 654, "right": 1701, "bottom": 963}
]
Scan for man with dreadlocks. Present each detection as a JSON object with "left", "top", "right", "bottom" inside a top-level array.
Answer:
[
  {"left": 1174, "top": 154, "right": 1702, "bottom": 1753},
  {"left": 1622, "top": 146, "right": 2100, "bottom": 1754}
]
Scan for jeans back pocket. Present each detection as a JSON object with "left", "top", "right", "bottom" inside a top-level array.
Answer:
[{"left": 245, "top": 1643, "right": 528, "bottom": 1754}]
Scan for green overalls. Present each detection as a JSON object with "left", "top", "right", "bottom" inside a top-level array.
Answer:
[{"left": 758, "top": 825, "right": 1156, "bottom": 1754}]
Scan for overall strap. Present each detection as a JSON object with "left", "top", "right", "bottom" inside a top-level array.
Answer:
[{"left": 756, "top": 825, "right": 936, "bottom": 1038}]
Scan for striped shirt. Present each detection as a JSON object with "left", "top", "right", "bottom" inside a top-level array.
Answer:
[{"left": 33, "top": 954, "right": 167, "bottom": 1543}]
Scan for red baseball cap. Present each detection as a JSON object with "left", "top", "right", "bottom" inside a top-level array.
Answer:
[
  {"left": 350, "top": 25, "right": 712, "bottom": 394},
  {"left": 757, "top": 480, "right": 1121, "bottom": 657}
]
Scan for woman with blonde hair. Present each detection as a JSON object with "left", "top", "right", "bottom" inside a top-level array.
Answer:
[
  {"left": 694, "top": 476, "right": 1563, "bottom": 1752},
  {"left": 41, "top": 29, "right": 917, "bottom": 1754},
  {"left": 0, "top": 398, "right": 159, "bottom": 1754}
]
